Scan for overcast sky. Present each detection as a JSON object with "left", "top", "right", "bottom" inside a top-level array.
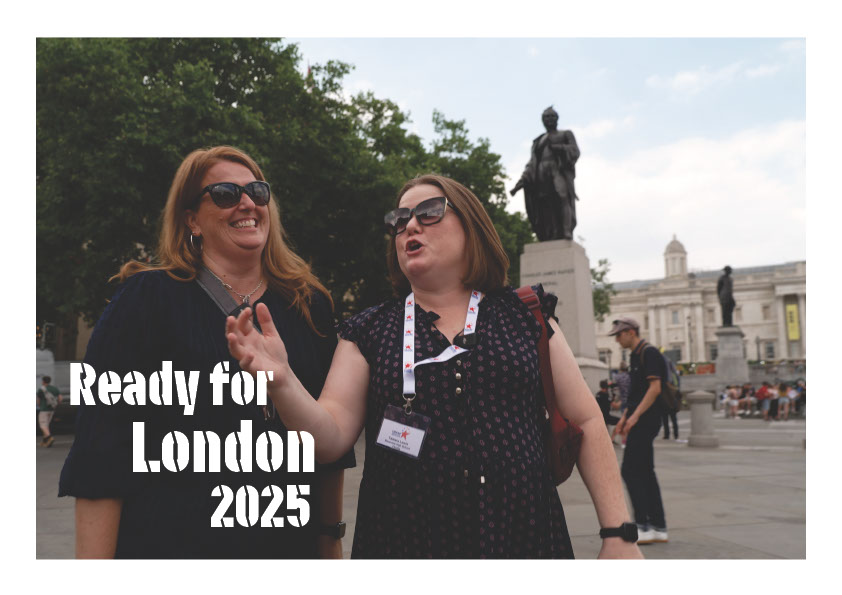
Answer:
[{"left": 288, "top": 38, "right": 805, "bottom": 283}]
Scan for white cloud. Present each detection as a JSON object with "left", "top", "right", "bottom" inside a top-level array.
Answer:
[
  {"left": 646, "top": 58, "right": 789, "bottom": 96},
  {"left": 746, "top": 64, "right": 781, "bottom": 78},
  {"left": 780, "top": 39, "right": 806, "bottom": 54},
  {"left": 575, "top": 120, "right": 805, "bottom": 282},
  {"left": 504, "top": 139, "right": 534, "bottom": 215},
  {"left": 575, "top": 115, "right": 635, "bottom": 141},
  {"left": 646, "top": 61, "right": 743, "bottom": 95}
]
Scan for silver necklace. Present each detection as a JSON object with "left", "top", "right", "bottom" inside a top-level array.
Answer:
[{"left": 206, "top": 267, "right": 264, "bottom": 305}]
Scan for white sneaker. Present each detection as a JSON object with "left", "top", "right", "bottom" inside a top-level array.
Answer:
[
  {"left": 637, "top": 527, "right": 656, "bottom": 544},
  {"left": 652, "top": 528, "right": 669, "bottom": 543}
]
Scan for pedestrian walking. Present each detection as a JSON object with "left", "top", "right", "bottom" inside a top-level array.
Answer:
[
  {"left": 609, "top": 317, "right": 668, "bottom": 545},
  {"left": 614, "top": 362, "right": 631, "bottom": 413},
  {"left": 36, "top": 376, "right": 61, "bottom": 447},
  {"left": 596, "top": 380, "right": 621, "bottom": 429}
]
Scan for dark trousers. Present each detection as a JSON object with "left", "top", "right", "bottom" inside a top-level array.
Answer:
[
  {"left": 662, "top": 408, "right": 678, "bottom": 438},
  {"left": 621, "top": 414, "right": 666, "bottom": 529}
]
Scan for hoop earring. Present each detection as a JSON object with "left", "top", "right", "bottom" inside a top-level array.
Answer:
[{"left": 190, "top": 234, "right": 201, "bottom": 252}]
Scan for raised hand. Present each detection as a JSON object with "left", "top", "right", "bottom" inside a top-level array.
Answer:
[{"left": 226, "top": 303, "right": 290, "bottom": 386}]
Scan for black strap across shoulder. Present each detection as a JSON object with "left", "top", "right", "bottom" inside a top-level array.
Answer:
[{"left": 195, "top": 265, "right": 262, "bottom": 334}]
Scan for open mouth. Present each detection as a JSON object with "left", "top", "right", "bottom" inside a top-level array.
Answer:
[
  {"left": 406, "top": 239, "right": 423, "bottom": 254},
  {"left": 231, "top": 218, "right": 257, "bottom": 229}
]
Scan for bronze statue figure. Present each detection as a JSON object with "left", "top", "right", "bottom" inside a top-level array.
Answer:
[
  {"left": 717, "top": 265, "right": 736, "bottom": 326},
  {"left": 510, "top": 106, "right": 580, "bottom": 241}
]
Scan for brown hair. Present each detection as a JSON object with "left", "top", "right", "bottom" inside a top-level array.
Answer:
[
  {"left": 116, "top": 145, "right": 332, "bottom": 332},
  {"left": 386, "top": 174, "right": 509, "bottom": 296}
]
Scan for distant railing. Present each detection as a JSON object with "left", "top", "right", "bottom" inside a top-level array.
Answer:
[{"left": 676, "top": 359, "right": 806, "bottom": 380}]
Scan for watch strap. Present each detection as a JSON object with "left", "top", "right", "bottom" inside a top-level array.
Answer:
[
  {"left": 318, "top": 521, "right": 346, "bottom": 539},
  {"left": 599, "top": 523, "right": 638, "bottom": 542}
]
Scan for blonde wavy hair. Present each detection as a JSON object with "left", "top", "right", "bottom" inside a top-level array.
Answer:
[{"left": 116, "top": 145, "right": 332, "bottom": 332}]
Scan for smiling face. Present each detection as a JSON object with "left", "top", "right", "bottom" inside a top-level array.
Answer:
[
  {"left": 185, "top": 160, "right": 270, "bottom": 263},
  {"left": 395, "top": 183, "right": 467, "bottom": 288}
]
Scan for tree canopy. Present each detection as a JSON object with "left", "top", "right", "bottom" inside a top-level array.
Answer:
[{"left": 36, "top": 38, "right": 534, "bottom": 349}]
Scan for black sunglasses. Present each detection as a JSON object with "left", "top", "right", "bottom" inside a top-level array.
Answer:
[
  {"left": 384, "top": 196, "right": 457, "bottom": 236},
  {"left": 194, "top": 181, "right": 271, "bottom": 209}
]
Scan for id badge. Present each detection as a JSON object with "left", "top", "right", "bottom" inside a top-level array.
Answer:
[{"left": 375, "top": 404, "right": 431, "bottom": 459}]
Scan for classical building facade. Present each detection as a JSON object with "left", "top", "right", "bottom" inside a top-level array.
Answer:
[{"left": 594, "top": 236, "right": 806, "bottom": 367}]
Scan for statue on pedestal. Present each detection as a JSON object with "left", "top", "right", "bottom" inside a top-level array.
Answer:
[
  {"left": 717, "top": 266, "right": 736, "bottom": 326},
  {"left": 510, "top": 106, "right": 580, "bottom": 241}
]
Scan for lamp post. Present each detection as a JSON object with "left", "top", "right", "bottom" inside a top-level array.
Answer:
[{"left": 755, "top": 335, "right": 761, "bottom": 361}]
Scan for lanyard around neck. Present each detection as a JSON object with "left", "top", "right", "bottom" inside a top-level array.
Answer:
[{"left": 401, "top": 290, "right": 482, "bottom": 411}]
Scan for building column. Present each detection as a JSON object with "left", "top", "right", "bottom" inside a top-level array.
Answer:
[
  {"left": 683, "top": 305, "right": 692, "bottom": 363},
  {"left": 694, "top": 303, "right": 705, "bottom": 361},
  {"left": 648, "top": 305, "right": 658, "bottom": 345},
  {"left": 659, "top": 306, "right": 668, "bottom": 348},
  {"left": 776, "top": 295, "right": 787, "bottom": 360},
  {"left": 797, "top": 293, "right": 806, "bottom": 358}
]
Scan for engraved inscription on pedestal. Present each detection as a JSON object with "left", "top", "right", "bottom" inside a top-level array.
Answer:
[{"left": 520, "top": 239, "right": 606, "bottom": 392}]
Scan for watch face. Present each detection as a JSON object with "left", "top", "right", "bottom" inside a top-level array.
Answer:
[{"left": 623, "top": 523, "right": 638, "bottom": 542}]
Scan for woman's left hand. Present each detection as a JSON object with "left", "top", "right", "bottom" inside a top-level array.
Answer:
[
  {"left": 598, "top": 538, "right": 644, "bottom": 559},
  {"left": 226, "top": 303, "right": 292, "bottom": 388}
]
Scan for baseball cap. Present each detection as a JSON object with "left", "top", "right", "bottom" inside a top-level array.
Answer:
[{"left": 608, "top": 317, "right": 640, "bottom": 336}]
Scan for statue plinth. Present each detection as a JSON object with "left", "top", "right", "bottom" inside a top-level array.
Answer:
[
  {"left": 714, "top": 325, "right": 749, "bottom": 388},
  {"left": 519, "top": 239, "right": 606, "bottom": 392}
]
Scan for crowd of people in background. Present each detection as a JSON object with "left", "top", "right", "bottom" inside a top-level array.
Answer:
[
  {"left": 720, "top": 380, "right": 805, "bottom": 421},
  {"left": 596, "top": 372, "right": 806, "bottom": 433}
]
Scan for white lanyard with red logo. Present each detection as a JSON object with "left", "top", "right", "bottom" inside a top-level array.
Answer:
[{"left": 401, "top": 289, "right": 482, "bottom": 412}]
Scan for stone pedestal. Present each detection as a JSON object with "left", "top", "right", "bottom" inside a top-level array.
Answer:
[
  {"left": 520, "top": 240, "right": 607, "bottom": 392},
  {"left": 714, "top": 326, "right": 750, "bottom": 388},
  {"left": 687, "top": 390, "right": 719, "bottom": 448}
]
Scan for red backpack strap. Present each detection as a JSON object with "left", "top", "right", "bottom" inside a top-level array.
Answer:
[{"left": 516, "top": 286, "right": 566, "bottom": 434}]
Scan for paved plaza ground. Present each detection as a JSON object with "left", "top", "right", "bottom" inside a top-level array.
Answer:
[{"left": 36, "top": 409, "right": 805, "bottom": 559}]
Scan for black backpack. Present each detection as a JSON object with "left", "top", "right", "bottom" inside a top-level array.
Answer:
[{"left": 641, "top": 342, "right": 681, "bottom": 411}]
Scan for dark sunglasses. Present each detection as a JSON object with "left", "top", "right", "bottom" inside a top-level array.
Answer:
[
  {"left": 194, "top": 181, "right": 271, "bottom": 209},
  {"left": 384, "top": 196, "right": 457, "bottom": 236}
]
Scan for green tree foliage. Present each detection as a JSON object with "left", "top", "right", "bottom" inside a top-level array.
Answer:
[
  {"left": 591, "top": 258, "right": 617, "bottom": 322},
  {"left": 423, "top": 111, "right": 534, "bottom": 286},
  {"left": 37, "top": 38, "right": 534, "bottom": 337}
]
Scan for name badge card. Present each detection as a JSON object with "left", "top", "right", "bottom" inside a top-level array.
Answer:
[{"left": 375, "top": 404, "right": 431, "bottom": 459}]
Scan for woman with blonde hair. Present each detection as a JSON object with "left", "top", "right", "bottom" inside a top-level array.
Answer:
[
  {"left": 59, "top": 146, "right": 354, "bottom": 558},
  {"left": 227, "top": 174, "right": 642, "bottom": 558}
]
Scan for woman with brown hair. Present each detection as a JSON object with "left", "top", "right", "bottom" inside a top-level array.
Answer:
[
  {"left": 227, "top": 174, "right": 641, "bottom": 558},
  {"left": 59, "top": 146, "right": 354, "bottom": 558}
]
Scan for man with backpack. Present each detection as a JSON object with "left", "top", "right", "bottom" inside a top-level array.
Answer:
[
  {"left": 36, "top": 376, "right": 62, "bottom": 447},
  {"left": 609, "top": 317, "right": 668, "bottom": 545}
]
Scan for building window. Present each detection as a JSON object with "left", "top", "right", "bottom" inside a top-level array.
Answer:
[
  {"left": 762, "top": 304, "right": 772, "bottom": 320},
  {"left": 598, "top": 349, "right": 611, "bottom": 365},
  {"left": 671, "top": 310, "right": 679, "bottom": 325},
  {"left": 707, "top": 308, "right": 715, "bottom": 324},
  {"left": 764, "top": 342, "right": 775, "bottom": 360},
  {"left": 735, "top": 306, "right": 742, "bottom": 323},
  {"left": 644, "top": 315, "right": 649, "bottom": 330},
  {"left": 709, "top": 344, "right": 718, "bottom": 360}
]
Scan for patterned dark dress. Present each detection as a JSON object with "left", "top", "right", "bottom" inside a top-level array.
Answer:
[
  {"left": 59, "top": 270, "right": 354, "bottom": 558},
  {"left": 339, "top": 285, "right": 574, "bottom": 558}
]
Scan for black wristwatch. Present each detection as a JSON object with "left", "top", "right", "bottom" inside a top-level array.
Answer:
[
  {"left": 599, "top": 523, "right": 638, "bottom": 542},
  {"left": 318, "top": 521, "right": 346, "bottom": 539}
]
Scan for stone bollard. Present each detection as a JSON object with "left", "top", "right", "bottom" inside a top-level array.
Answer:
[{"left": 687, "top": 390, "right": 720, "bottom": 448}]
